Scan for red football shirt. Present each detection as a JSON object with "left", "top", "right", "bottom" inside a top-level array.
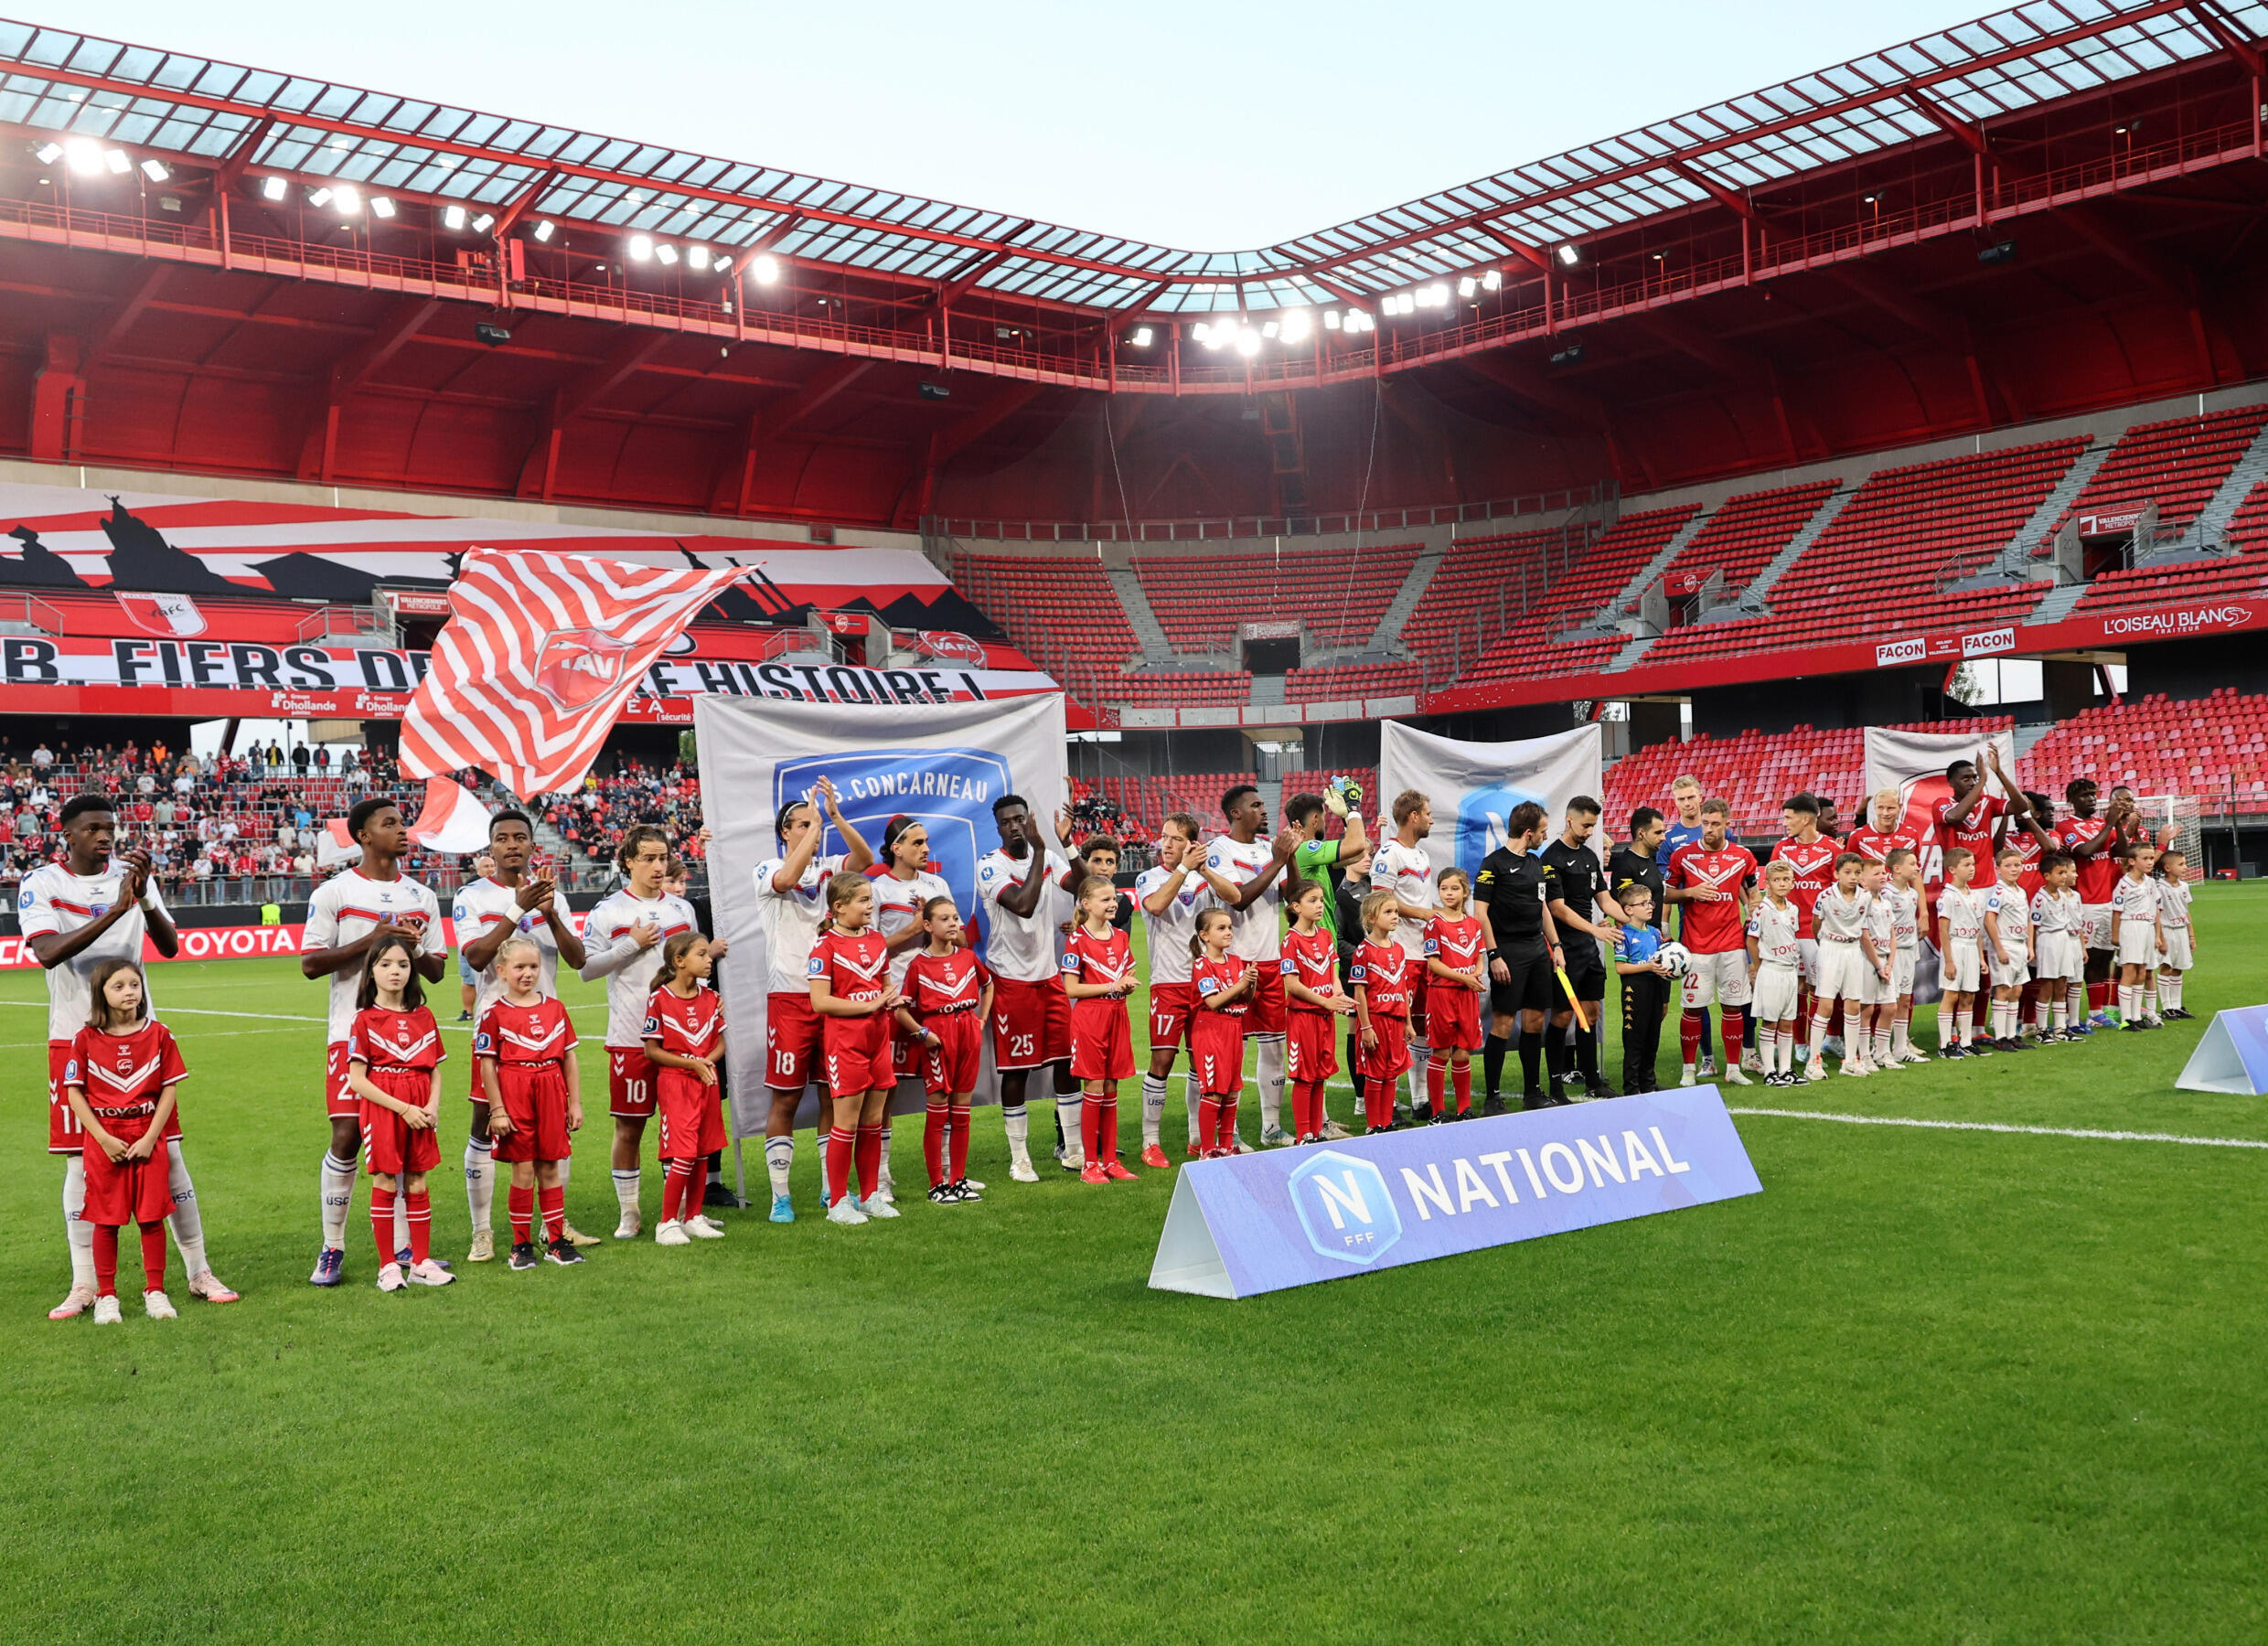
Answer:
[
  {"left": 2055, "top": 815, "right": 2122, "bottom": 904},
  {"left": 68, "top": 1021, "right": 188, "bottom": 1118},
  {"left": 1349, "top": 939, "right": 1415, "bottom": 1017},
  {"left": 1421, "top": 914, "right": 1487, "bottom": 982},
  {"left": 641, "top": 986, "right": 722, "bottom": 1061},
  {"left": 348, "top": 1005, "right": 445, "bottom": 1071},
  {"left": 808, "top": 928, "right": 891, "bottom": 1003},
  {"left": 902, "top": 949, "right": 987, "bottom": 1017},
  {"left": 1665, "top": 841, "right": 1760, "bottom": 955},
  {"left": 1769, "top": 836, "right": 1838, "bottom": 937},
  {"left": 1060, "top": 925, "right": 1133, "bottom": 994},
  {"left": 2006, "top": 824, "right": 2047, "bottom": 900},
  {"left": 476, "top": 996, "right": 577, "bottom": 1065},
  {"left": 1845, "top": 826, "right": 1918, "bottom": 866},
  {"left": 1281, "top": 925, "right": 1342, "bottom": 1011},
  {"left": 1931, "top": 794, "right": 2006, "bottom": 867},
  {"left": 1192, "top": 954, "right": 1250, "bottom": 1017}
]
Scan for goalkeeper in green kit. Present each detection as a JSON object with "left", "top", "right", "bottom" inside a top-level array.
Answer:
[{"left": 1287, "top": 776, "right": 1370, "bottom": 1136}]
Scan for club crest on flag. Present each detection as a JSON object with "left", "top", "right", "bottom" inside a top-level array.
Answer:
[{"left": 535, "top": 626, "right": 635, "bottom": 710}]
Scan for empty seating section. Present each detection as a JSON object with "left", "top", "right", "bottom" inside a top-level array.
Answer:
[
  {"left": 958, "top": 555, "right": 1139, "bottom": 677},
  {"left": 1094, "top": 671, "right": 1252, "bottom": 707},
  {"left": 1641, "top": 439, "right": 2082, "bottom": 668},
  {"left": 2224, "top": 479, "right": 2268, "bottom": 550},
  {"left": 2018, "top": 689, "right": 2268, "bottom": 814},
  {"left": 1467, "top": 507, "right": 1699, "bottom": 682},
  {"left": 1283, "top": 663, "right": 1423, "bottom": 701},
  {"left": 1655, "top": 480, "right": 1839, "bottom": 598},
  {"left": 1133, "top": 542, "right": 1422, "bottom": 654},
  {"left": 1602, "top": 718, "right": 2013, "bottom": 838},
  {"left": 2046, "top": 406, "right": 2268, "bottom": 545},
  {"left": 2068, "top": 550, "right": 2268, "bottom": 619},
  {"left": 1399, "top": 524, "right": 1570, "bottom": 678}
]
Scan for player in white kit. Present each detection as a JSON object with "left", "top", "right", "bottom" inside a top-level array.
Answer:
[
  {"left": 1133, "top": 812, "right": 1213, "bottom": 1165},
  {"left": 1805, "top": 852, "right": 1879, "bottom": 1078},
  {"left": 2109, "top": 840, "right": 2165, "bottom": 1031},
  {"left": 1983, "top": 846, "right": 2035, "bottom": 1050},
  {"left": 1745, "top": 861, "right": 1804, "bottom": 1085},
  {"left": 1934, "top": 848, "right": 1990, "bottom": 1058},
  {"left": 750, "top": 780, "right": 872, "bottom": 1218},
  {"left": 1367, "top": 791, "right": 1448, "bottom": 1124},
  {"left": 25, "top": 794, "right": 237, "bottom": 1319},
  {"left": 2154, "top": 850, "right": 2197, "bottom": 1020},
  {"left": 1855, "top": 860, "right": 1901, "bottom": 1071},
  {"left": 580, "top": 824, "right": 712, "bottom": 1233},
  {"left": 453, "top": 807, "right": 585, "bottom": 1257},
  {"left": 1883, "top": 848, "right": 1928, "bottom": 1063},
  {"left": 302, "top": 796, "right": 447, "bottom": 1287},
  {"left": 872, "top": 814, "right": 955, "bottom": 1198},
  {"left": 1196, "top": 784, "right": 1303, "bottom": 1148},
  {"left": 2029, "top": 850, "right": 2084, "bottom": 1040},
  {"left": 975, "top": 794, "right": 1076, "bottom": 1179}
]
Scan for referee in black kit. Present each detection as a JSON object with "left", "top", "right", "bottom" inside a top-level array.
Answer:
[
  {"left": 1474, "top": 800, "right": 1566, "bottom": 1111},
  {"left": 1542, "top": 796, "right": 1627, "bottom": 1103}
]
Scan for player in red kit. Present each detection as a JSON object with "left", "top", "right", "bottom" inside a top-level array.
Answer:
[
  {"left": 477, "top": 936, "right": 583, "bottom": 1270},
  {"left": 896, "top": 898, "right": 991, "bottom": 1203},
  {"left": 1666, "top": 798, "right": 1759, "bottom": 1086},
  {"left": 345, "top": 932, "right": 453, "bottom": 1291},
  {"left": 1771, "top": 794, "right": 1839, "bottom": 1064},
  {"left": 1062, "top": 876, "right": 1139, "bottom": 1184},
  {"left": 1188, "top": 909, "right": 1253, "bottom": 1156},
  {"left": 1281, "top": 878, "right": 1352, "bottom": 1145},
  {"left": 808, "top": 872, "right": 902, "bottom": 1224},
  {"left": 63, "top": 959, "right": 187, "bottom": 1324},
  {"left": 2054, "top": 777, "right": 2135, "bottom": 1025},
  {"left": 1351, "top": 890, "right": 1418, "bottom": 1131},
  {"left": 1419, "top": 870, "right": 1487, "bottom": 1120},
  {"left": 1932, "top": 748, "right": 2026, "bottom": 875},
  {"left": 642, "top": 931, "right": 728, "bottom": 1247},
  {"left": 1846, "top": 787, "right": 1920, "bottom": 869}
]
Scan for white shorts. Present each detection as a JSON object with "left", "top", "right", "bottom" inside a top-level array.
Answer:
[
  {"left": 1861, "top": 951, "right": 1900, "bottom": 1007},
  {"left": 1681, "top": 948, "right": 1752, "bottom": 1010},
  {"left": 1942, "top": 940, "right": 1982, "bottom": 993},
  {"left": 2034, "top": 932, "right": 2081, "bottom": 980},
  {"left": 2081, "top": 903, "right": 2114, "bottom": 951},
  {"left": 2115, "top": 922, "right": 2160, "bottom": 967},
  {"left": 1750, "top": 963, "right": 1801, "bottom": 1024},
  {"left": 1893, "top": 948, "right": 1917, "bottom": 998},
  {"left": 1815, "top": 939, "right": 1867, "bottom": 1001},
  {"left": 2162, "top": 929, "right": 2193, "bottom": 971},
  {"left": 1795, "top": 936, "right": 1821, "bottom": 989},
  {"left": 1989, "top": 949, "right": 2031, "bottom": 989}
]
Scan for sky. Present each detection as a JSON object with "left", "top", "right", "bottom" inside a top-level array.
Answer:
[{"left": 68, "top": 1, "right": 2006, "bottom": 250}]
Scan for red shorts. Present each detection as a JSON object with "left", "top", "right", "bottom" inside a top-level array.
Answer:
[
  {"left": 361, "top": 1066, "right": 441, "bottom": 1176},
  {"left": 990, "top": 974, "right": 1071, "bottom": 1070},
  {"left": 821, "top": 1013, "right": 894, "bottom": 1099},
  {"left": 1245, "top": 967, "right": 1287, "bottom": 1036},
  {"left": 326, "top": 1041, "right": 358, "bottom": 1119},
  {"left": 921, "top": 1011, "right": 983, "bottom": 1096},
  {"left": 891, "top": 1014, "right": 927, "bottom": 1083},
  {"left": 656, "top": 1068, "right": 726, "bottom": 1161},
  {"left": 1427, "top": 982, "right": 1484, "bottom": 1050},
  {"left": 491, "top": 1062, "right": 573, "bottom": 1164},
  {"left": 1070, "top": 999, "right": 1135, "bottom": 1082},
  {"left": 1358, "top": 1015, "right": 1411, "bottom": 1082},
  {"left": 1190, "top": 1010, "right": 1246, "bottom": 1097},
  {"left": 766, "top": 990, "right": 825, "bottom": 1091},
  {"left": 1148, "top": 979, "right": 1195, "bottom": 1049},
  {"left": 80, "top": 1116, "right": 171, "bottom": 1224},
  {"left": 608, "top": 1046, "right": 658, "bottom": 1118},
  {"left": 1287, "top": 1010, "right": 1342, "bottom": 1085}
]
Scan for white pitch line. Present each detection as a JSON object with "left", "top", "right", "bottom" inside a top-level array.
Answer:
[{"left": 1730, "top": 1106, "right": 2268, "bottom": 1150}]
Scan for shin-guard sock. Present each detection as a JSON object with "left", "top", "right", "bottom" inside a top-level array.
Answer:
[
  {"left": 2118, "top": 984, "right": 2138, "bottom": 1021},
  {"left": 1002, "top": 1103, "right": 1031, "bottom": 1163},
  {"left": 2069, "top": 982, "right": 2087, "bottom": 1024},
  {"left": 405, "top": 1191, "right": 431, "bottom": 1265},
  {"left": 764, "top": 1136, "right": 795, "bottom": 1201},
  {"left": 2142, "top": 983, "right": 2159, "bottom": 1020},
  {"left": 825, "top": 1127, "right": 855, "bottom": 1204},
  {"left": 1140, "top": 1074, "right": 1167, "bottom": 1147},
  {"left": 369, "top": 1184, "right": 398, "bottom": 1268},
  {"left": 1483, "top": 1034, "right": 1508, "bottom": 1102},
  {"left": 1808, "top": 1013, "right": 1830, "bottom": 1066},
  {"left": 162, "top": 1140, "right": 206, "bottom": 1277},
  {"left": 465, "top": 1134, "right": 496, "bottom": 1233},
  {"left": 1679, "top": 1009, "right": 1705, "bottom": 1072},
  {"left": 948, "top": 1104, "right": 972, "bottom": 1181},
  {"left": 1199, "top": 1096, "right": 1224, "bottom": 1151},
  {"left": 138, "top": 1223, "right": 166, "bottom": 1293},
  {"left": 1054, "top": 1091, "right": 1083, "bottom": 1159},
  {"left": 1256, "top": 1037, "right": 1287, "bottom": 1136},
  {"left": 1426, "top": 1053, "right": 1447, "bottom": 1112},
  {"left": 612, "top": 1168, "right": 641, "bottom": 1223},
  {"left": 2050, "top": 997, "right": 2069, "bottom": 1032},
  {"left": 2034, "top": 996, "right": 2051, "bottom": 1034},
  {"left": 1184, "top": 1073, "right": 1201, "bottom": 1145},
  {"left": 319, "top": 1152, "right": 357, "bottom": 1250},
  {"left": 1098, "top": 1096, "right": 1119, "bottom": 1161},
  {"left": 923, "top": 1102, "right": 948, "bottom": 1187},
  {"left": 1080, "top": 1096, "right": 1103, "bottom": 1161},
  {"left": 1575, "top": 1026, "right": 1599, "bottom": 1087},
  {"left": 1518, "top": 1028, "right": 1543, "bottom": 1093},
  {"left": 1544, "top": 1032, "right": 1570, "bottom": 1091},
  {"left": 1452, "top": 1061, "right": 1472, "bottom": 1114},
  {"left": 62, "top": 1155, "right": 94, "bottom": 1290},
  {"left": 1220, "top": 1099, "right": 1239, "bottom": 1149},
  {"left": 92, "top": 1224, "right": 119, "bottom": 1297},
  {"left": 2165, "top": 973, "right": 2183, "bottom": 1013},
  {"left": 854, "top": 1124, "right": 884, "bottom": 1201},
  {"left": 508, "top": 1183, "right": 534, "bottom": 1245},
  {"left": 1957, "top": 1007, "right": 1975, "bottom": 1048},
  {"left": 659, "top": 1160, "right": 690, "bottom": 1224},
  {"left": 1723, "top": 1011, "right": 1746, "bottom": 1072},
  {"left": 538, "top": 1184, "right": 565, "bottom": 1244}
]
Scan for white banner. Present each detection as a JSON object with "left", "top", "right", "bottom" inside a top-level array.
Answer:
[
  {"left": 695, "top": 691, "right": 1068, "bottom": 1133},
  {"left": 1376, "top": 721, "right": 1607, "bottom": 882},
  {"left": 1862, "top": 724, "right": 2019, "bottom": 889}
]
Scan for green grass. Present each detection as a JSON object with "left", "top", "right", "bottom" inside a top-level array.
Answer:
[{"left": 6, "top": 889, "right": 2268, "bottom": 1643}]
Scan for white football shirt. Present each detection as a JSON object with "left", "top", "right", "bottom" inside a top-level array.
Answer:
[
  {"left": 452, "top": 874, "right": 574, "bottom": 1019},
  {"left": 1133, "top": 863, "right": 1214, "bottom": 987},
  {"left": 1367, "top": 839, "right": 1437, "bottom": 959},
  {"left": 752, "top": 851, "right": 847, "bottom": 997},
  {"left": 1813, "top": 884, "right": 1871, "bottom": 942},
  {"left": 18, "top": 863, "right": 167, "bottom": 1042},
  {"left": 303, "top": 869, "right": 445, "bottom": 1043},
  {"left": 1206, "top": 835, "right": 1287, "bottom": 963},
  {"left": 582, "top": 888, "right": 700, "bottom": 1048},
  {"left": 872, "top": 868, "right": 953, "bottom": 989},
  {"left": 975, "top": 846, "right": 1073, "bottom": 982},
  {"left": 1748, "top": 898, "right": 1802, "bottom": 969},
  {"left": 2156, "top": 878, "right": 2192, "bottom": 931}
]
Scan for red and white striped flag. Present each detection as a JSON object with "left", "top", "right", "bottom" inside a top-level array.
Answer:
[{"left": 401, "top": 550, "right": 752, "bottom": 796}]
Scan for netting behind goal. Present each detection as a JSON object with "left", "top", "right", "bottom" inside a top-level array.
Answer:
[{"left": 2135, "top": 794, "right": 2203, "bottom": 880}]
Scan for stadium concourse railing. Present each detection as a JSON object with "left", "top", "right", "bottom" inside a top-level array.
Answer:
[
  {"left": 925, "top": 480, "right": 1612, "bottom": 545},
  {"left": 4, "top": 112, "right": 2258, "bottom": 397}
]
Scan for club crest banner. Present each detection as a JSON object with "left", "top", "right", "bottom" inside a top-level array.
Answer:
[
  {"left": 1377, "top": 721, "right": 1606, "bottom": 882},
  {"left": 1861, "top": 724, "right": 2020, "bottom": 890},
  {"left": 695, "top": 692, "right": 1067, "bottom": 1133}
]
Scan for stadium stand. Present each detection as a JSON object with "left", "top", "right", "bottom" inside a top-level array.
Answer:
[
  {"left": 1282, "top": 664, "right": 1424, "bottom": 702},
  {"left": 2042, "top": 405, "right": 2268, "bottom": 547},
  {"left": 1397, "top": 523, "right": 1574, "bottom": 680},
  {"left": 2066, "top": 549, "right": 2268, "bottom": 619},
  {"left": 957, "top": 555, "right": 1141, "bottom": 678},
  {"left": 2225, "top": 478, "right": 2268, "bottom": 550},
  {"left": 1132, "top": 542, "right": 1423, "bottom": 654},
  {"left": 1095, "top": 670, "right": 1254, "bottom": 707},
  {"left": 1653, "top": 480, "right": 1841, "bottom": 609},
  {"left": 1466, "top": 507, "right": 1700, "bottom": 681},
  {"left": 1641, "top": 440, "right": 2084, "bottom": 668},
  {"left": 2018, "top": 689, "right": 2268, "bottom": 812},
  {"left": 1601, "top": 718, "right": 2015, "bottom": 838}
]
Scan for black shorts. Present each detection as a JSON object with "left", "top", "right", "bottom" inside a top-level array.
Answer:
[
  {"left": 1490, "top": 943, "right": 1552, "bottom": 1016},
  {"left": 1564, "top": 947, "right": 1607, "bottom": 1003}
]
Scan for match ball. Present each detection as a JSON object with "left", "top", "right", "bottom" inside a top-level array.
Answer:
[{"left": 1655, "top": 942, "right": 1692, "bottom": 978}]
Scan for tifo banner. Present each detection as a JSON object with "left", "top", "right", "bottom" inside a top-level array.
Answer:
[
  {"left": 402, "top": 550, "right": 754, "bottom": 796},
  {"left": 1862, "top": 723, "right": 2020, "bottom": 889},
  {"left": 1377, "top": 721, "right": 1605, "bottom": 882},
  {"left": 695, "top": 691, "right": 1068, "bottom": 1133},
  {"left": 1150, "top": 1087, "right": 1761, "bottom": 1299}
]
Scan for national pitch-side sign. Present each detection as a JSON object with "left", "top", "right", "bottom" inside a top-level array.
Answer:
[
  {"left": 2175, "top": 1006, "right": 2268, "bottom": 1094},
  {"left": 1150, "top": 1087, "right": 1761, "bottom": 1299}
]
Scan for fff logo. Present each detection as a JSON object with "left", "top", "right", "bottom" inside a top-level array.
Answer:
[{"left": 1287, "top": 1150, "right": 1403, "bottom": 1267}]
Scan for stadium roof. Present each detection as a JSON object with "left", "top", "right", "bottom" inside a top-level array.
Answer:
[{"left": 5, "top": 0, "right": 2265, "bottom": 317}]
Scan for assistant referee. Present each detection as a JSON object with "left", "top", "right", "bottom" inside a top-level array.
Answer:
[{"left": 1474, "top": 800, "right": 1565, "bottom": 1111}]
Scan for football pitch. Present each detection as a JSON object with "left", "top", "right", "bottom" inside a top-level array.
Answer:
[{"left": 5, "top": 891, "right": 2267, "bottom": 1644}]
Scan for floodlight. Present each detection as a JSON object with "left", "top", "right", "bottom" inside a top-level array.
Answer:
[
  {"left": 1236, "top": 328, "right": 1262, "bottom": 357},
  {"left": 471, "top": 212, "right": 494, "bottom": 232},
  {"left": 1977, "top": 239, "right": 2017, "bottom": 265},
  {"left": 443, "top": 204, "right": 466, "bottom": 230},
  {"left": 751, "top": 254, "right": 779, "bottom": 284},
  {"left": 1197, "top": 323, "right": 1225, "bottom": 351},
  {"left": 474, "top": 322, "right": 512, "bottom": 346},
  {"left": 688, "top": 244, "right": 711, "bottom": 271},
  {"left": 1550, "top": 342, "right": 1586, "bottom": 367},
  {"left": 1557, "top": 244, "right": 1580, "bottom": 266},
  {"left": 628, "top": 233, "right": 655, "bottom": 262},
  {"left": 1427, "top": 282, "right": 1449, "bottom": 306},
  {"left": 334, "top": 185, "right": 359, "bottom": 214},
  {"left": 1482, "top": 269, "right": 1502, "bottom": 291},
  {"left": 262, "top": 175, "right": 287, "bottom": 201},
  {"left": 715, "top": 255, "right": 733, "bottom": 273},
  {"left": 1280, "top": 308, "right": 1311, "bottom": 343},
  {"left": 103, "top": 148, "right": 130, "bottom": 175},
  {"left": 1261, "top": 321, "right": 1279, "bottom": 339},
  {"left": 34, "top": 142, "right": 62, "bottom": 165},
  {"left": 369, "top": 196, "right": 395, "bottom": 219},
  {"left": 65, "top": 138, "right": 102, "bottom": 175},
  {"left": 1323, "top": 309, "right": 1341, "bottom": 330},
  {"left": 308, "top": 187, "right": 334, "bottom": 208},
  {"left": 656, "top": 243, "right": 679, "bottom": 265},
  {"left": 1129, "top": 326, "right": 1153, "bottom": 347},
  {"left": 1458, "top": 276, "right": 1477, "bottom": 298},
  {"left": 532, "top": 219, "right": 554, "bottom": 242},
  {"left": 139, "top": 158, "right": 168, "bottom": 182}
]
